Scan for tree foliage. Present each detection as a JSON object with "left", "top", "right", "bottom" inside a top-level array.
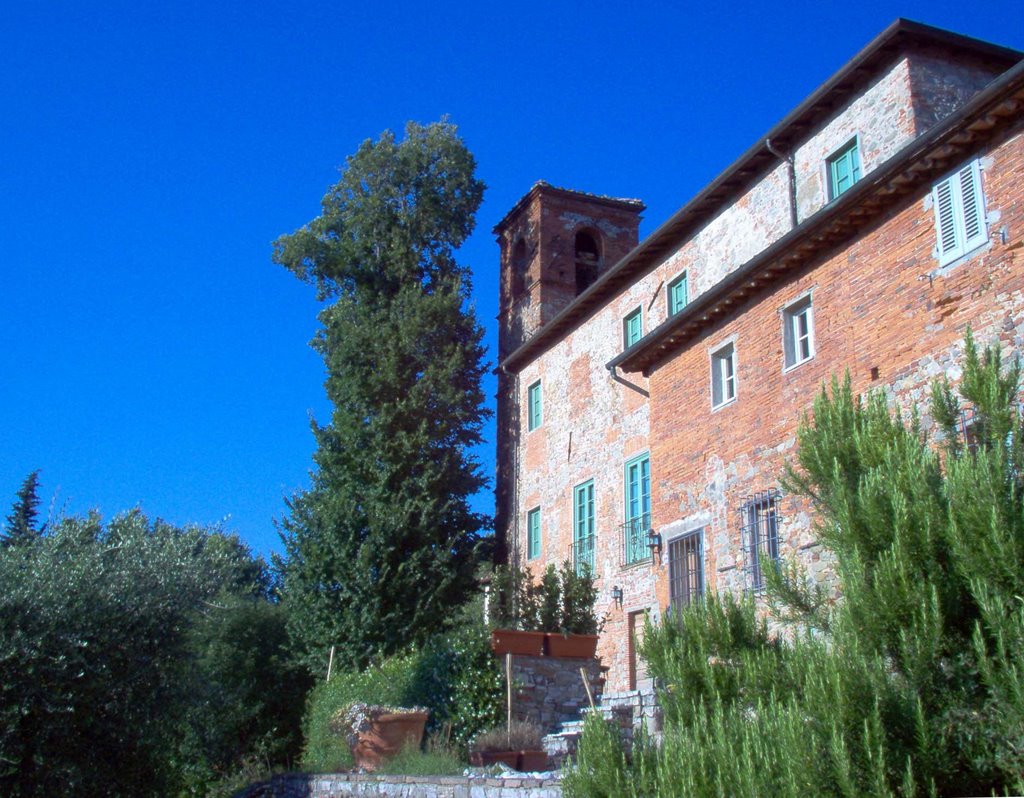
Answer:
[
  {"left": 274, "top": 119, "right": 490, "bottom": 671},
  {"left": 565, "top": 331, "right": 1024, "bottom": 797},
  {"left": 0, "top": 505, "right": 302, "bottom": 798},
  {"left": 3, "top": 470, "right": 44, "bottom": 547}
]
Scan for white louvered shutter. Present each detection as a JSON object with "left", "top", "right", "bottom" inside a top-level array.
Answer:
[{"left": 933, "top": 160, "right": 987, "bottom": 267}]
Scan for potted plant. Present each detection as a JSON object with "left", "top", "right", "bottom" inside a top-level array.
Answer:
[
  {"left": 331, "top": 702, "right": 429, "bottom": 771},
  {"left": 469, "top": 719, "right": 548, "bottom": 771},
  {"left": 488, "top": 566, "right": 546, "bottom": 656},
  {"left": 544, "top": 561, "right": 601, "bottom": 658}
]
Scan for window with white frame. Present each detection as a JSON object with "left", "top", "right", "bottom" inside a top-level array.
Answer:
[
  {"left": 933, "top": 160, "right": 988, "bottom": 267},
  {"left": 711, "top": 342, "right": 737, "bottom": 409},
  {"left": 783, "top": 295, "right": 814, "bottom": 369}
]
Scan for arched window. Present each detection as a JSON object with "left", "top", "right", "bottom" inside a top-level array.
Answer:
[
  {"left": 510, "top": 238, "right": 528, "bottom": 299},
  {"left": 574, "top": 230, "right": 601, "bottom": 295}
]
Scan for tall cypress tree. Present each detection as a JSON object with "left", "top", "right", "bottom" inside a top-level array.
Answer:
[
  {"left": 274, "top": 120, "right": 489, "bottom": 671},
  {"left": 3, "top": 471, "right": 44, "bottom": 547}
]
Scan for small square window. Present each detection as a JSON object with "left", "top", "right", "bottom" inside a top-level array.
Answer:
[
  {"left": 668, "top": 272, "right": 689, "bottom": 316},
  {"left": 623, "top": 308, "right": 642, "bottom": 348},
  {"left": 527, "top": 380, "right": 542, "bottom": 431},
  {"left": 527, "top": 507, "right": 541, "bottom": 560},
  {"left": 827, "top": 139, "right": 861, "bottom": 200},
  {"left": 783, "top": 295, "right": 814, "bottom": 369},
  {"left": 711, "top": 342, "right": 737, "bottom": 409}
]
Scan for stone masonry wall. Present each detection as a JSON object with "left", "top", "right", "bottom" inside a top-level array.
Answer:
[
  {"left": 505, "top": 654, "right": 604, "bottom": 733},
  {"left": 234, "top": 772, "right": 562, "bottom": 798}
]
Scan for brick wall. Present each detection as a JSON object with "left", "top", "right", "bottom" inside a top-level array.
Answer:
[{"left": 647, "top": 122, "right": 1024, "bottom": 609}]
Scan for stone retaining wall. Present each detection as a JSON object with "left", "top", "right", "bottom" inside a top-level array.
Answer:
[
  {"left": 234, "top": 772, "right": 562, "bottom": 798},
  {"left": 505, "top": 654, "right": 604, "bottom": 732}
]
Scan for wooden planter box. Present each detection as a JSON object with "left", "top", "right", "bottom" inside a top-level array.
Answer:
[
  {"left": 350, "top": 711, "right": 429, "bottom": 771},
  {"left": 544, "top": 632, "right": 599, "bottom": 658},
  {"left": 470, "top": 750, "right": 549, "bottom": 771},
  {"left": 490, "top": 629, "right": 545, "bottom": 656}
]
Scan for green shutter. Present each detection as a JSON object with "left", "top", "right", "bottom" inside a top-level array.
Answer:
[
  {"left": 573, "top": 481, "right": 595, "bottom": 573},
  {"left": 624, "top": 454, "right": 651, "bottom": 564},
  {"left": 829, "top": 140, "right": 860, "bottom": 199},
  {"left": 624, "top": 309, "right": 642, "bottom": 347},
  {"left": 669, "top": 273, "right": 688, "bottom": 315},
  {"left": 527, "top": 507, "right": 541, "bottom": 559},
  {"left": 527, "top": 381, "right": 542, "bottom": 430}
]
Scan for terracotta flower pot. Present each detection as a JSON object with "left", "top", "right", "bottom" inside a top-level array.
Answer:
[
  {"left": 544, "top": 632, "right": 599, "bottom": 658},
  {"left": 490, "top": 629, "right": 546, "bottom": 656},
  {"left": 350, "top": 711, "right": 429, "bottom": 771},
  {"left": 517, "top": 750, "right": 549, "bottom": 771}
]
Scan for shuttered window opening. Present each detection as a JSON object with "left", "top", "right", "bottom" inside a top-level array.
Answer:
[
  {"left": 572, "top": 480, "right": 595, "bottom": 574},
  {"left": 527, "top": 507, "right": 541, "bottom": 560},
  {"left": 623, "top": 307, "right": 643, "bottom": 348},
  {"left": 933, "top": 160, "right": 988, "bottom": 267},
  {"left": 828, "top": 139, "right": 861, "bottom": 200},
  {"left": 527, "top": 380, "right": 542, "bottom": 431},
  {"left": 668, "top": 272, "right": 689, "bottom": 316}
]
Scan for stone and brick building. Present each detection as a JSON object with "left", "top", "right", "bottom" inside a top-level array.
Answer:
[{"left": 493, "top": 19, "right": 1024, "bottom": 706}]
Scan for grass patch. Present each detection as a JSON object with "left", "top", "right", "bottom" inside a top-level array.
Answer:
[{"left": 377, "top": 740, "right": 466, "bottom": 777}]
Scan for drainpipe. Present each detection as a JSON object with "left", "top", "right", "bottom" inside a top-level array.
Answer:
[{"left": 766, "top": 138, "right": 798, "bottom": 229}]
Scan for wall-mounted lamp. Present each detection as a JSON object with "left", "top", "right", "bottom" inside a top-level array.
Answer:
[
  {"left": 647, "top": 529, "right": 663, "bottom": 562},
  {"left": 611, "top": 585, "right": 624, "bottom": 608}
]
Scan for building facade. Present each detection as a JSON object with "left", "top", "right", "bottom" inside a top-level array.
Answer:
[{"left": 495, "top": 20, "right": 1024, "bottom": 699}]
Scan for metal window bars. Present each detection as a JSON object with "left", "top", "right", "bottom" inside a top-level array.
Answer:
[
  {"left": 668, "top": 529, "right": 704, "bottom": 611},
  {"left": 570, "top": 533, "right": 596, "bottom": 575},
  {"left": 619, "top": 513, "right": 652, "bottom": 567},
  {"left": 739, "top": 489, "right": 782, "bottom": 592}
]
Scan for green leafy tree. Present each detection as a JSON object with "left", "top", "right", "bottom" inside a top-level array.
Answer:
[
  {"left": 3, "top": 470, "right": 45, "bottom": 547},
  {"left": 274, "top": 119, "right": 490, "bottom": 671},
  {"left": 0, "top": 508, "right": 296, "bottom": 798}
]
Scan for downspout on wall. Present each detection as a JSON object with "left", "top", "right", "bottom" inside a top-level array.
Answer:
[{"left": 766, "top": 138, "right": 799, "bottom": 229}]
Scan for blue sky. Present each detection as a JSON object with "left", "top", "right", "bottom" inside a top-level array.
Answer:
[{"left": 2, "top": 1, "right": 1021, "bottom": 557}]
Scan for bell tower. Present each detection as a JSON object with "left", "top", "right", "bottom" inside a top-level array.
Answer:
[
  {"left": 494, "top": 182, "right": 644, "bottom": 361},
  {"left": 493, "top": 183, "right": 644, "bottom": 564}
]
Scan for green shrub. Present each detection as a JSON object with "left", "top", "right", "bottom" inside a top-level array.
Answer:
[
  {"left": 409, "top": 622, "right": 504, "bottom": 750},
  {"left": 301, "top": 618, "right": 502, "bottom": 769},
  {"left": 562, "top": 713, "right": 630, "bottom": 798},
  {"left": 489, "top": 561, "right": 599, "bottom": 634},
  {"left": 301, "top": 653, "right": 420, "bottom": 771}
]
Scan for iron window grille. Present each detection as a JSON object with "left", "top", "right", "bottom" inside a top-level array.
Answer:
[
  {"left": 570, "top": 534, "right": 595, "bottom": 575},
  {"left": 620, "top": 514, "right": 652, "bottom": 567},
  {"left": 668, "top": 529, "right": 704, "bottom": 611},
  {"left": 739, "top": 489, "right": 782, "bottom": 592}
]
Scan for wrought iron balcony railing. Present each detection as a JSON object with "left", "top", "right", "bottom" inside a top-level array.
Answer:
[
  {"left": 620, "top": 514, "right": 652, "bottom": 567},
  {"left": 569, "top": 534, "right": 595, "bottom": 575}
]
